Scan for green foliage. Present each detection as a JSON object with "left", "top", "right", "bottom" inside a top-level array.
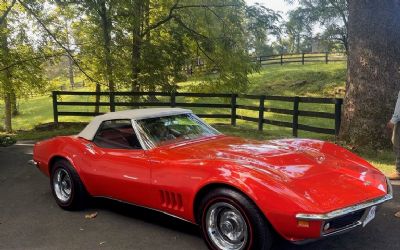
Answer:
[
  {"left": 0, "top": 134, "right": 16, "bottom": 147},
  {"left": 1, "top": 0, "right": 347, "bottom": 131},
  {"left": 0, "top": 1, "right": 49, "bottom": 98},
  {"left": 54, "top": 0, "right": 281, "bottom": 93},
  {"left": 245, "top": 3, "right": 281, "bottom": 55},
  {"left": 284, "top": 8, "right": 313, "bottom": 53},
  {"left": 288, "top": 0, "right": 348, "bottom": 52}
]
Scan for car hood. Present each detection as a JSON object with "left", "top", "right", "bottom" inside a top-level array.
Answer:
[{"left": 158, "top": 136, "right": 388, "bottom": 212}]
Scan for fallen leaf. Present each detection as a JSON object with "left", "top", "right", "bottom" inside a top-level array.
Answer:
[
  {"left": 79, "top": 228, "right": 84, "bottom": 231},
  {"left": 395, "top": 211, "right": 400, "bottom": 218},
  {"left": 85, "top": 212, "right": 98, "bottom": 219}
]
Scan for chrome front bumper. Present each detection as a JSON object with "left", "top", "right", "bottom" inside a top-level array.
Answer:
[{"left": 295, "top": 178, "right": 393, "bottom": 240}]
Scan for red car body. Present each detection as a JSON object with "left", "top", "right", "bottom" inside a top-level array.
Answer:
[{"left": 33, "top": 125, "right": 392, "bottom": 243}]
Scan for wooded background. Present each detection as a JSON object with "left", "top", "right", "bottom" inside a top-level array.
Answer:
[{"left": 1, "top": 0, "right": 399, "bottom": 149}]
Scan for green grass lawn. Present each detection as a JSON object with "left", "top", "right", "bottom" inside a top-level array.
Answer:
[
  {"left": 248, "top": 62, "right": 346, "bottom": 97},
  {"left": 181, "top": 62, "right": 347, "bottom": 97},
  {"left": 1, "top": 61, "right": 396, "bottom": 176}
]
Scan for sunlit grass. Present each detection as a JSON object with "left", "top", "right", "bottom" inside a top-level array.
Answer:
[
  {"left": 247, "top": 62, "right": 346, "bottom": 97},
  {"left": 1, "top": 61, "right": 396, "bottom": 175}
]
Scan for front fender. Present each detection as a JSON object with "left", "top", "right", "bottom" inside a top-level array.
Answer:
[{"left": 191, "top": 160, "right": 322, "bottom": 241}]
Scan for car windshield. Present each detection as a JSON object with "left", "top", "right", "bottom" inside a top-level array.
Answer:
[{"left": 135, "top": 113, "right": 221, "bottom": 148}]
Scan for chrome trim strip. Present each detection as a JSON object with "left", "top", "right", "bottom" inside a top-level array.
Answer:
[
  {"left": 296, "top": 178, "right": 393, "bottom": 220},
  {"left": 131, "top": 119, "right": 152, "bottom": 150},
  {"left": 292, "top": 220, "right": 364, "bottom": 245},
  {"left": 191, "top": 114, "right": 222, "bottom": 135},
  {"left": 321, "top": 221, "right": 362, "bottom": 237},
  {"left": 130, "top": 113, "right": 221, "bottom": 151}
]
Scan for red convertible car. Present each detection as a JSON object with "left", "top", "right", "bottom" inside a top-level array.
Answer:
[{"left": 32, "top": 108, "right": 392, "bottom": 250}]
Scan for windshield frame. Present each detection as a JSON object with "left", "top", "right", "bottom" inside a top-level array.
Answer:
[{"left": 132, "top": 113, "right": 221, "bottom": 150}]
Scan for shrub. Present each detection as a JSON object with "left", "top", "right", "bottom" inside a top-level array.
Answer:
[{"left": 0, "top": 135, "right": 16, "bottom": 147}]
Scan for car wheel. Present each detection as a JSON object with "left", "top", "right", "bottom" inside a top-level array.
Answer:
[
  {"left": 50, "top": 159, "right": 87, "bottom": 210},
  {"left": 198, "top": 188, "right": 273, "bottom": 250}
]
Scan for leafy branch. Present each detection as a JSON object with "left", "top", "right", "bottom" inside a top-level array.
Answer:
[
  {"left": 0, "top": 52, "right": 65, "bottom": 72},
  {"left": 0, "top": 0, "right": 16, "bottom": 25},
  {"left": 18, "top": 0, "right": 108, "bottom": 87},
  {"left": 141, "top": 1, "right": 239, "bottom": 38}
]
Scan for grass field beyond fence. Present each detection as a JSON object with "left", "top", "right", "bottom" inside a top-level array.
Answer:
[
  {"left": 1, "top": 61, "right": 396, "bottom": 176},
  {"left": 51, "top": 91, "right": 343, "bottom": 140}
]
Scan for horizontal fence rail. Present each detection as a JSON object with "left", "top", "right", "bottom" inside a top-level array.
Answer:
[
  {"left": 252, "top": 52, "right": 347, "bottom": 66},
  {"left": 52, "top": 91, "right": 343, "bottom": 137}
]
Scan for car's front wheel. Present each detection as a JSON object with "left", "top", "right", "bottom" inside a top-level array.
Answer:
[
  {"left": 50, "top": 159, "right": 87, "bottom": 210},
  {"left": 198, "top": 188, "right": 273, "bottom": 250}
]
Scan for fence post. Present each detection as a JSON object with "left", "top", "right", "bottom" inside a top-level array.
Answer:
[
  {"left": 258, "top": 95, "right": 265, "bottom": 131},
  {"left": 280, "top": 54, "right": 283, "bottom": 65},
  {"left": 325, "top": 52, "right": 329, "bottom": 64},
  {"left": 52, "top": 91, "right": 59, "bottom": 125},
  {"left": 171, "top": 91, "right": 176, "bottom": 107},
  {"left": 231, "top": 94, "right": 237, "bottom": 126},
  {"left": 292, "top": 96, "right": 300, "bottom": 137},
  {"left": 302, "top": 53, "right": 305, "bottom": 65},
  {"left": 109, "top": 92, "right": 115, "bottom": 112},
  {"left": 95, "top": 91, "right": 101, "bottom": 113},
  {"left": 335, "top": 98, "right": 343, "bottom": 136}
]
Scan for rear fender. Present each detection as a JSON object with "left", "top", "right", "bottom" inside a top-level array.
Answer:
[{"left": 34, "top": 136, "right": 86, "bottom": 177}]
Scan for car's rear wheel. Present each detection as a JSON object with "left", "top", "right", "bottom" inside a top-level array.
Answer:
[
  {"left": 50, "top": 159, "right": 87, "bottom": 210},
  {"left": 198, "top": 188, "right": 273, "bottom": 250}
]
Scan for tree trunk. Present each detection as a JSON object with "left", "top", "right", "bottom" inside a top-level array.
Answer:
[
  {"left": 99, "top": 0, "right": 115, "bottom": 92},
  {"left": 2, "top": 71, "right": 12, "bottom": 132},
  {"left": 339, "top": 0, "right": 400, "bottom": 149},
  {"left": 65, "top": 20, "right": 75, "bottom": 89},
  {"left": 131, "top": 0, "right": 143, "bottom": 94},
  {"left": 0, "top": 19, "right": 12, "bottom": 132},
  {"left": 4, "top": 93, "right": 12, "bottom": 132},
  {"left": 342, "top": 34, "right": 349, "bottom": 54},
  {"left": 68, "top": 55, "right": 75, "bottom": 89},
  {"left": 94, "top": 83, "right": 101, "bottom": 114},
  {"left": 11, "top": 91, "right": 18, "bottom": 116}
]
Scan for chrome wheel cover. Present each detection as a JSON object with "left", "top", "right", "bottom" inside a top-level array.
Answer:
[
  {"left": 53, "top": 168, "right": 72, "bottom": 203},
  {"left": 206, "top": 202, "right": 248, "bottom": 250}
]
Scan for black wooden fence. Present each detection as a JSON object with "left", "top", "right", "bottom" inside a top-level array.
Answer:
[
  {"left": 52, "top": 91, "right": 343, "bottom": 137},
  {"left": 252, "top": 52, "right": 347, "bottom": 66}
]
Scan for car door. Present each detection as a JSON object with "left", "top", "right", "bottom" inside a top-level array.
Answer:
[{"left": 80, "top": 119, "right": 152, "bottom": 206}]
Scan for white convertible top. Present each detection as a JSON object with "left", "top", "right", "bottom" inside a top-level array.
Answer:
[{"left": 78, "top": 108, "right": 192, "bottom": 141}]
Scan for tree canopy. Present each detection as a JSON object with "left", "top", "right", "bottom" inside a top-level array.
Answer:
[{"left": 0, "top": 0, "right": 350, "bottom": 132}]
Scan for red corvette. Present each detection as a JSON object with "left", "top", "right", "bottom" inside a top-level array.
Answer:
[{"left": 32, "top": 108, "right": 392, "bottom": 250}]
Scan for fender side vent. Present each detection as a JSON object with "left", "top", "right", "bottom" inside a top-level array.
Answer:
[{"left": 160, "top": 190, "right": 184, "bottom": 211}]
